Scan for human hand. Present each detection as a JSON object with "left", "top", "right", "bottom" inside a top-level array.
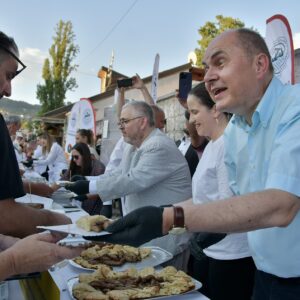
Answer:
[
  {"left": 65, "top": 180, "right": 89, "bottom": 195},
  {"left": 175, "top": 89, "right": 188, "bottom": 109},
  {"left": 6, "top": 232, "right": 84, "bottom": 275},
  {"left": 0, "top": 234, "right": 20, "bottom": 251},
  {"left": 85, "top": 206, "right": 164, "bottom": 247},
  {"left": 49, "top": 211, "right": 72, "bottom": 226},
  {"left": 72, "top": 194, "right": 88, "bottom": 202},
  {"left": 71, "top": 175, "right": 86, "bottom": 182},
  {"left": 132, "top": 73, "right": 144, "bottom": 89}
]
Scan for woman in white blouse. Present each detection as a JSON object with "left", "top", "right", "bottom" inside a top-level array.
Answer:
[
  {"left": 33, "top": 132, "right": 68, "bottom": 184},
  {"left": 186, "top": 82, "right": 255, "bottom": 300}
]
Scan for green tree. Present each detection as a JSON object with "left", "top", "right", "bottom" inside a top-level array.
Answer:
[
  {"left": 36, "top": 20, "right": 79, "bottom": 114},
  {"left": 195, "top": 15, "right": 244, "bottom": 66}
]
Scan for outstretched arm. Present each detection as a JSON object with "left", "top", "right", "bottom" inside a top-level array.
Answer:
[
  {"left": 0, "top": 232, "right": 83, "bottom": 281},
  {"left": 0, "top": 198, "right": 71, "bottom": 238},
  {"left": 132, "top": 74, "right": 155, "bottom": 105}
]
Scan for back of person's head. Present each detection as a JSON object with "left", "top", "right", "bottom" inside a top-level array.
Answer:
[
  {"left": 234, "top": 28, "right": 274, "bottom": 73},
  {"left": 123, "top": 100, "right": 155, "bottom": 127},
  {"left": 4, "top": 114, "right": 21, "bottom": 126},
  {"left": 0, "top": 31, "right": 19, "bottom": 65},
  {"left": 151, "top": 105, "right": 166, "bottom": 130},
  {"left": 70, "top": 143, "right": 92, "bottom": 176},
  {"left": 76, "top": 129, "right": 94, "bottom": 146}
]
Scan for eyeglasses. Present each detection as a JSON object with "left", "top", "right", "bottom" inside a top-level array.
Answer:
[
  {"left": 72, "top": 155, "right": 80, "bottom": 160},
  {"left": 0, "top": 45, "right": 27, "bottom": 77},
  {"left": 117, "top": 116, "right": 144, "bottom": 128}
]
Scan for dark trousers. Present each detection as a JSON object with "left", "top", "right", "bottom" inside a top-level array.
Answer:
[
  {"left": 189, "top": 255, "right": 256, "bottom": 300},
  {"left": 252, "top": 270, "right": 300, "bottom": 300}
]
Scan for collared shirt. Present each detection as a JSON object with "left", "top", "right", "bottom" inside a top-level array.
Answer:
[{"left": 224, "top": 77, "right": 300, "bottom": 278}]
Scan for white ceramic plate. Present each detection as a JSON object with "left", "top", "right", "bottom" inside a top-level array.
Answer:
[
  {"left": 37, "top": 224, "right": 111, "bottom": 237},
  {"left": 69, "top": 246, "right": 173, "bottom": 272},
  {"left": 67, "top": 275, "right": 202, "bottom": 300}
]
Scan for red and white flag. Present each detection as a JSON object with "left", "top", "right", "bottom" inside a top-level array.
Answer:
[{"left": 265, "top": 14, "right": 295, "bottom": 85}]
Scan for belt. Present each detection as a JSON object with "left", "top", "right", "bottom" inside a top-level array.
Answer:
[{"left": 258, "top": 270, "right": 300, "bottom": 284}]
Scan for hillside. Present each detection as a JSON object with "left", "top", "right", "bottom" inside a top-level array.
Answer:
[{"left": 0, "top": 98, "right": 41, "bottom": 117}]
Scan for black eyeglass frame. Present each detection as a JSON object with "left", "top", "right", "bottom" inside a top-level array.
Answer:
[{"left": 0, "top": 45, "right": 26, "bottom": 77}]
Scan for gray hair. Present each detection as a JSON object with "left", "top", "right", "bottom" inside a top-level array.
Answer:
[
  {"left": 123, "top": 100, "right": 155, "bottom": 127},
  {"left": 4, "top": 115, "right": 21, "bottom": 126}
]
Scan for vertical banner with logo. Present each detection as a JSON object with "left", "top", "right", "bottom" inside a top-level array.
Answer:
[
  {"left": 151, "top": 53, "right": 160, "bottom": 103},
  {"left": 265, "top": 14, "right": 295, "bottom": 85},
  {"left": 65, "top": 98, "right": 96, "bottom": 153}
]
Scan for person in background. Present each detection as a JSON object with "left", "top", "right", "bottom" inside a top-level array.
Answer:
[
  {"left": 0, "top": 30, "right": 81, "bottom": 279},
  {"left": 67, "top": 100, "right": 192, "bottom": 270},
  {"left": 76, "top": 129, "right": 99, "bottom": 160},
  {"left": 4, "top": 114, "right": 21, "bottom": 139},
  {"left": 60, "top": 143, "right": 105, "bottom": 215},
  {"left": 33, "top": 132, "right": 68, "bottom": 184},
  {"left": 14, "top": 131, "right": 26, "bottom": 163},
  {"left": 176, "top": 110, "right": 200, "bottom": 177},
  {"left": 32, "top": 132, "right": 47, "bottom": 176},
  {"left": 186, "top": 82, "right": 255, "bottom": 299}
]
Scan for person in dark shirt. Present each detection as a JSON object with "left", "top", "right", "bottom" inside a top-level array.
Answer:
[
  {"left": 0, "top": 31, "right": 71, "bottom": 238},
  {"left": 0, "top": 30, "right": 82, "bottom": 280}
]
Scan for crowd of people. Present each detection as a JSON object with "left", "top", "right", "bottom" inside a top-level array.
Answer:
[{"left": 0, "top": 27, "right": 300, "bottom": 300}]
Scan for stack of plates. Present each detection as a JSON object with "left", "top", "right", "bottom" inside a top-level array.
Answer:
[{"left": 51, "top": 189, "right": 75, "bottom": 205}]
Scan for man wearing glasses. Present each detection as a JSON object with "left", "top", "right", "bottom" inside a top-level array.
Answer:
[
  {"left": 0, "top": 31, "right": 83, "bottom": 280},
  {"left": 0, "top": 31, "right": 73, "bottom": 238},
  {"left": 67, "top": 100, "right": 192, "bottom": 269}
]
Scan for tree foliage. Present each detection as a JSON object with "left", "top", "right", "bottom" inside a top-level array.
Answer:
[
  {"left": 36, "top": 20, "right": 79, "bottom": 114},
  {"left": 195, "top": 15, "right": 244, "bottom": 66}
]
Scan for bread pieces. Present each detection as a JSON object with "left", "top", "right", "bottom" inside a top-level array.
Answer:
[{"left": 76, "top": 215, "right": 110, "bottom": 232}]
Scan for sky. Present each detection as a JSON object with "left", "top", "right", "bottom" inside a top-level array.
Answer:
[{"left": 2, "top": 0, "right": 300, "bottom": 105}]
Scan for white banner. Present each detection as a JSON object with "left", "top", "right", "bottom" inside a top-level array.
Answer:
[
  {"left": 151, "top": 53, "right": 160, "bottom": 103},
  {"left": 65, "top": 98, "right": 96, "bottom": 154},
  {"left": 265, "top": 14, "right": 295, "bottom": 85}
]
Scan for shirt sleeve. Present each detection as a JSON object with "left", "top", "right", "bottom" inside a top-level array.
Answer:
[
  {"left": 266, "top": 111, "right": 300, "bottom": 196},
  {"left": 95, "top": 141, "right": 186, "bottom": 201},
  {"left": 34, "top": 143, "right": 59, "bottom": 166},
  {"left": 0, "top": 114, "right": 25, "bottom": 200}
]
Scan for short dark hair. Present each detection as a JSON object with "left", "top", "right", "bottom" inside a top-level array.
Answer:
[
  {"left": 235, "top": 28, "right": 274, "bottom": 73},
  {"left": 0, "top": 31, "right": 18, "bottom": 63},
  {"left": 189, "top": 82, "right": 232, "bottom": 119}
]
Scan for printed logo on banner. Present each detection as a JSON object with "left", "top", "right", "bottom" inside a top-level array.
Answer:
[
  {"left": 270, "top": 36, "right": 289, "bottom": 75},
  {"left": 83, "top": 109, "right": 92, "bottom": 125},
  {"left": 70, "top": 113, "right": 77, "bottom": 128}
]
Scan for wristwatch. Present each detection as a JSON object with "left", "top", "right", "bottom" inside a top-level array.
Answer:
[{"left": 168, "top": 206, "right": 187, "bottom": 235}]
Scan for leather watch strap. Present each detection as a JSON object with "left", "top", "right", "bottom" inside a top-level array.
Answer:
[{"left": 173, "top": 206, "right": 185, "bottom": 228}]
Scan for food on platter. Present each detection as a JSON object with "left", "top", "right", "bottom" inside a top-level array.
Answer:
[
  {"left": 76, "top": 215, "right": 111, "bottom": 232},
  {"left": 72, "top": 265, "right": 195, "bottom": 300},
  {"left": 74, "top": 243, "right": 152, "bottom": 269}
]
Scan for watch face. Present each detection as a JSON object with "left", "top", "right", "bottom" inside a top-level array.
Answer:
[{"left": 169, "top": 227, "right": 187, "bottom": 235}]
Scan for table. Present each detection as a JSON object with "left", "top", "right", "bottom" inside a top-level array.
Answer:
[{"left": 10, "top": 202, "right": 209, "bottom": 300}]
